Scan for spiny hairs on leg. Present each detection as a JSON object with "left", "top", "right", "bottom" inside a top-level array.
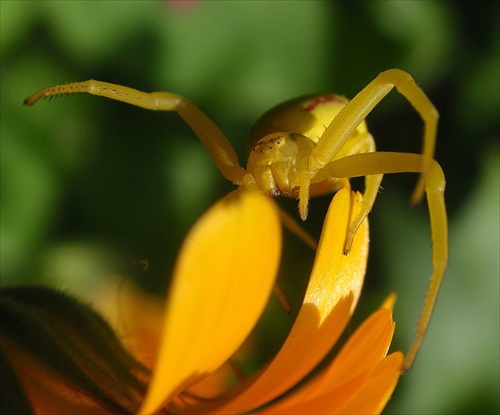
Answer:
[{"left": 24, "top": 82, "right": 95, "bottom": 106}]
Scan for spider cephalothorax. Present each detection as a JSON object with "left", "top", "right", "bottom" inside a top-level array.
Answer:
[{"left": 247, "top": 132, "right": 315, "bottom": 195}]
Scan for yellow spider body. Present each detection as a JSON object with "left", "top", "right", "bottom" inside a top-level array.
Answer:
[
  {"left": 24, "top": 69, "right": 448, "bottom": 371},
  {"left": 247, "top": 94, "right": 368, "bottom": 198}
]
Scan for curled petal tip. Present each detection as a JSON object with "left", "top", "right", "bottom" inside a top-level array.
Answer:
[{"left": 380, "top": 292, "right": 397, "bottom": 311}]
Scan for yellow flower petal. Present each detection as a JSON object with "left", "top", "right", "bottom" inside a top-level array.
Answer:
[
  {"left": 140, "top": 189, "right": 281, "bottom": 414},
  {"left": 179, "top": 188, "right": 369, "bottom": 414}
]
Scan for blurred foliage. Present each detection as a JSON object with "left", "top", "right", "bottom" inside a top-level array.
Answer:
[{"left": 1, "top": 1, "right": 498, "bottom": 414}]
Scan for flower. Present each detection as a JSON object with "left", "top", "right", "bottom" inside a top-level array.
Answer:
[{"left": 1, "top": 188, "right": 403, "bottom": 414}]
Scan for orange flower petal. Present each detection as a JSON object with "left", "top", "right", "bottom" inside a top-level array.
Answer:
[
  {"left": 139, "top": 190, "right": 281, "bottom": 414},
  {"left": 312, "top": 307, "right": 396, "bottom": 394},
  {"left": 334, "top": 352, "right": 404, "bottom": 414},
  {"left": 5, "top": 343, "right": 108, "bottom": 414},
  {"left": 257, "top": 352, "right": 403, "bottom": 415},
  {"left": 180, "top": 188, "right": 369, "bottom": 414},
  {"left": 257, "top": 370, "right": 372, "bottom": 414},
  {"left": 257, "top": 300, "right": 398, "bottom": 413},
  {"left": 114, "top": 283, "right": 166, "bottom": 369}
]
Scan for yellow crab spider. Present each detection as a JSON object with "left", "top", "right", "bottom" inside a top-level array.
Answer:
[{"left": 25, "top": 69, "right": 448, "bottom": 371}]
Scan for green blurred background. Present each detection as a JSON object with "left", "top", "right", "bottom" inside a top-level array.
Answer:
[{"left": 1, "top": 1, "right": 498, "bottom": 413}]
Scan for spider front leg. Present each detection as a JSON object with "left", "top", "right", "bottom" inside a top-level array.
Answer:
[
  {"left": 342, "top": 173, "right": 383, "bottom": 254},
  {"left": 304, "top": 130, "right": 383, "bottom": 253},
  {"left": 329, "top": 131, "right": 384, "bottom": 254},
  {"left": 307, "top": 69, "right": 438, "bottom": 208},
  {"left": 24, "top": 80, "right": 247, "bottom": 186},
  {"left": 324, "top": 151, "right": 448, "bottom": 371}
]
